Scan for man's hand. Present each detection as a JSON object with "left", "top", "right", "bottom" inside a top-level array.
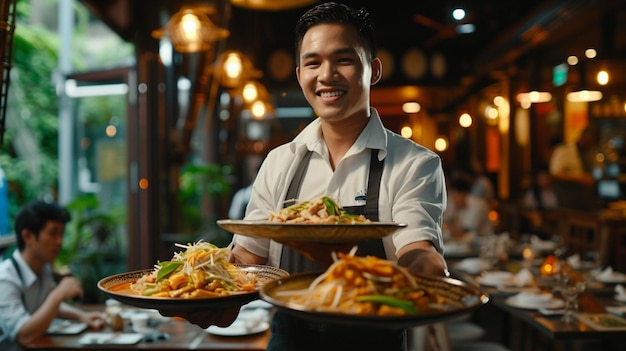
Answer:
[
  {"left": 55, "top": 276, "right": 84, "bottom": 301},
  {"left": 397, "top": 242, "right": 449, "bottom": 278}
]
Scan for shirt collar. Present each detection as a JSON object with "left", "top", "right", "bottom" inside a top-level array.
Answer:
[
  {"left": 13, "top": 250, "right": 41, "bottom": 287},
  {"left": 289, "top": 107, "right": 388, "bottom": 160}
]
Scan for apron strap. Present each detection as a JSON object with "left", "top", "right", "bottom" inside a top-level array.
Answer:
[
  {"left": 280, "top": 149, "right": 385, "bottom": 273},
  {"left": 10, "top": 256, "right": 26, "bottom": 304}
]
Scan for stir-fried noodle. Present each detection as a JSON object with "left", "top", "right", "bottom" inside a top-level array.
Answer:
[
  {"left": 276, "top": 248, "right": 445, "bottom": 316},
  {"left": 130, "top": 241, "right": 257, "bottom": 299}
]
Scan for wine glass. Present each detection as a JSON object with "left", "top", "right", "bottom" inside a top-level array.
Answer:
[{"left": 558, "top": 275, "right": 586, "bottom": 324}]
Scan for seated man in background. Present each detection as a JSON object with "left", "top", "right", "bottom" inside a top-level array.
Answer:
[
  {"left": 444, "top": 176, "right": 493, "bottom": 240},
  {"left": 0, "top": 200, "right": 105, "bottom": 350}
]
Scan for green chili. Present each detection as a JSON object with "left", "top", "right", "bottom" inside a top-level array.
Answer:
[
  {"left": 322, "top": 196, "right": 337, "bottom": 216},
  {"left": 156, "top": 261, "right": 183, "bottom": 281},
  {"left": 356, "top": 295, "right": 416, "bottom": 314}
]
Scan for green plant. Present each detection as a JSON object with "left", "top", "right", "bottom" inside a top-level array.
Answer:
[
  {"left": 57, "top": 194, "right": 126, "bottom": 303},
  {"left": 177, "top": 162, "right": 233, "bottom": 246}
]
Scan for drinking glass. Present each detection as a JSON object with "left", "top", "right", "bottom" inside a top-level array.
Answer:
[{"left": 558, "top": 275, "right": 586, "bottom": 323}]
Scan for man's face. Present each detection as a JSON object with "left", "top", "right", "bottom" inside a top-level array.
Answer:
[
  {"left": 296, "top": 23, "right": 378, "bottom": 123},
  {"left": 28, "top": 220, "right": 65, "bottom": 263}
]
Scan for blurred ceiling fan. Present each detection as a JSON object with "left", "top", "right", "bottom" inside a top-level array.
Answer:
[{"left": 412, "top": 12, "right": 475, "bottom": 48}]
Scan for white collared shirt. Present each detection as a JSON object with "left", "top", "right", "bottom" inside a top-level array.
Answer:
[
  {"left": 0, "top": 250, "right": 56, "bottom": 348},
  {"left": 234, "top": 108, "right": 446, "bottom": 267}
]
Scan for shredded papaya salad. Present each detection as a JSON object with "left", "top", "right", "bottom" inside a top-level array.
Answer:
[
  {"left": 276, "top": 248, "right": 445, "bottom": 316},
  {"left": 269, "top": 196, "right": 372, "bottom": 224},
  {"left": 130, "top": 241, "right": 257, "bottom": 299}
]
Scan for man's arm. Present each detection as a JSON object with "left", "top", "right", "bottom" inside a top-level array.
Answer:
[
  {"left": 397, "top": 241, "right": 449, "bottom": 278},
  {"left": 16, "top": 277, "right": 82, "bottom": 345}
]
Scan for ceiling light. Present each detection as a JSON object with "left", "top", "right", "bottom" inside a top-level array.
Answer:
[
  {"left": 452, "top": 8, "right": 466, "bottom": 21},
  {"left": 567, "top": 56, "right": 579, "bottom": 65},
  {"left": 567, "top": 90, "right": 603, "bottom": 102},
  {"left": 585, "top": 48, "right": 597, "bottom": 59},
  {"left": 152, "top": 6, "right": 229, "bottom": 53},
  {"left": 516, "top": 91, "right": 552, "bottom": 104},
  {"left": 229, "top": 0, "right": 318, "bottom": 11}
]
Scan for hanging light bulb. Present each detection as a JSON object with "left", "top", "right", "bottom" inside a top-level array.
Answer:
[{"left": 152, "top": 6, "right": 230, "bottom": 53}]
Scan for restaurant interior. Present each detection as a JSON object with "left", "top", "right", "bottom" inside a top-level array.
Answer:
[{"left": 2, "top": 0, "right": 626, "bottom": 350}]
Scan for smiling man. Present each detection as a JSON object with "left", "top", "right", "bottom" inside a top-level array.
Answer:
[
  {"left": 170, "top": 3, "right": 448, "bottom": 350},
  {"left": 0, "top": 200, "right": 104, "bottom": 350}
]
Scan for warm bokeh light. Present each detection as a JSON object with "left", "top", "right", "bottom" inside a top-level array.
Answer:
[
  {"left": 435, "top": 137, "right": 448, "bottom": 152},
  {"left": 242, "top": 81, "right": 259, "bottom": 103},
  {"left": 597, "top": 70, "right": 609, "bottom": 85},
  {"left": 488, "top": 210, "right": 498, "bottom": 222},
  {"left": 567, "top": 55, "right": 578, "bottom": 65},
  {"left": 485, "top": 105, "right": 499, "bottom": 119},
  {"left": 400, "top": 126, "right": 413, "bottom": 138},
  {"left": 251, "top": 100, "right": 266, "bottom": 119},
  {"left": 459, "top": 112, "right": 472, "bottom": 128},
  {"left": 585, "top": 48, "right": 597, "bottom": 59},
  {"left": 567, "top": 90, "right": 603, "bottom": 102},
  {"left": 402, "top": 101, "right": 421, "bottom": 113},
  {"left": 493, "top": 96, "right": 504, "bottom": 107},
  {"left": 516, "top": 91, "right": 552, "bottom": 105},
  {"left": 105, "top": 125, "right": 117, "bottom": 137},
  {"left": 522, "top": 247, "right": 534, "bottom": 261},
  {"left": 540, "top": 255, "right": 558, "bottom": 276},
  {"left": 223, "top": 52, "right": 243, "bottom": 80},
  {"left": 520, "top": 99, "right": 531, "bottom": 109},
  {"left": 139, "top": 178, "right": 149, "bottom": 189}
]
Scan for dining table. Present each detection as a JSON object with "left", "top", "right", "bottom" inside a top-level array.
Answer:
[
  {"left": 23, "top": 304, "right": 270, "bottom": 351},
  {"left": 446, "top": 236, "right": 626, "bottom": 351}
]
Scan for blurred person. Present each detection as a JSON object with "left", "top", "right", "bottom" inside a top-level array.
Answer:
[
  {"left": 523, "top": 166, "right": 558, "bottom": 211},
  {"left": 228, "top": 155, "right": 263, "bottom": 220},
  {"left": 165, "top": 3, "right": 448, "bottom": 350},
  {"left": 0, "top": 200, "right": 105, "bottom": 350},
  {"left": 468, "top": 159, "right": 495, "bottom": 203},
  {"left": 521, "top": 166, "right": 558, "bottom": 238},
  {"left": 549, "top": 126, "right": 599, "bottom": 184},
  {"left": 444, "top": 176, "right": 493, "bottom": 239}
]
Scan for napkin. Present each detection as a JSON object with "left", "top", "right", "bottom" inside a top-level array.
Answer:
[
  {"left": 567, "top": 253, "right": 581, "bottom": 269},
  {"left": 529, "top": 235, "right": 557, "bottom": 252},
  {"left": 615, "top": 284, "right": 626, "bottom": 302},
  {"left": 456, "top": 257, "right": 491, "bottom": 274},
  {"left": 597, "top": 266, "right": 615, "bottom": 280},
  {"left": 512, "top": 268, "right": 534, "bottom": 287},
  {"left": 514, "top": 291, "right": 553, "bottom": 305}
]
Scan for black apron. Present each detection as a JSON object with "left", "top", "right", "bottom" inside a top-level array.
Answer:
[{"left": 268, "top": 149, "right": 407, "bottom": 351}]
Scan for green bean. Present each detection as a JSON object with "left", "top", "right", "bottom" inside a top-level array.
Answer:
[{"left": 356, "top": 295, "right": 416, "bottom": 314}]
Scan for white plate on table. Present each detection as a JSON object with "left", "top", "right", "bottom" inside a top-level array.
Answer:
[
  {"left": 454, "top": 258, "right": 492, "bottom": 275},
  {"left": 46, "top": 320, "right": 88, "bottom": 335},
  {"left": 205, "top": 308, "right": 271, "bottom": 336},
  {"left": 79, "top": 332, "right": 144, "bottom": 345},
  {"left": 577, "top": 313, "right": 626, "bottom": 331},
  {"left": 206, "top": 320, "right": 270, "bottom": 336},
  {"left": 477, "top": 271, "right": 515, "bottom": 287},
  {"left": 504, "top": 293, "right": 564, "bottom": 310},
  {"left": 596, "top": 272, "right": 626, "bottom": 284}
]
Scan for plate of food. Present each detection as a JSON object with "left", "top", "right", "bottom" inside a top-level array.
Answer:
[
  {"left": 577, "top": 313, "right": 626, "bottom": 331},
  {"left": 259, "top": 249, "right": 489, "bottom": 330},
  {"left": 218, "top": 196, "right": 406, "bottom": 242},
  {"left": 98, "top": 241, "right": 289, "bottom": 312}
]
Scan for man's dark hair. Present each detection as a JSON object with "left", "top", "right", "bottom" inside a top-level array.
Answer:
[
  {"left": 449, "top": 177, "right": 472, "bottom": 193},
  {"left": 294, "top": 2, "right": 377, "bottom": 66},
  {"left": 14, "top": 200, "right": 71, "bottom": 250}
]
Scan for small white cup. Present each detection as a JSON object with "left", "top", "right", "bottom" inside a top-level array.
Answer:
[{"left": 130, "top": 313, "right": 150, "bottom": 332}]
